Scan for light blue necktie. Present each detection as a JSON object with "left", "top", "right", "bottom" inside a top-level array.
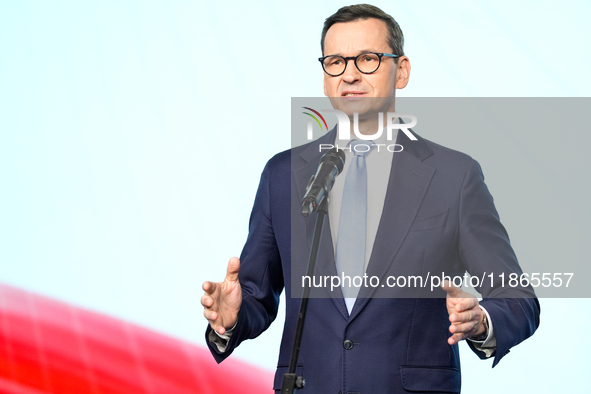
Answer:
[{"left": 335, "top": 139, "right": 374, "bottom": 314}]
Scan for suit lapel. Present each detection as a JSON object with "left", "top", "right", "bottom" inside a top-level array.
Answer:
[{"left": 349, "top": 130, "right": 435, "bottom": 319}]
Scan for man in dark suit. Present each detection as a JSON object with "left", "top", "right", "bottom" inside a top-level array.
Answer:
[{"left": 201, "top": 4, "right": 539, "bottom": 393}]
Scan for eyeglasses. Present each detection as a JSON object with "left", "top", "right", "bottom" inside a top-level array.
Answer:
[{"left": 318, "top": 52, "right": 400, "bottom": 77}]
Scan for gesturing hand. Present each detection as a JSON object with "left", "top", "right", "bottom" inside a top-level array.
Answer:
[
  {"left": 441, "top": 281, "right": 486, "bottom": 345},
  {"left": 201, "top": 257, "right": 242, "bottom": 335}
]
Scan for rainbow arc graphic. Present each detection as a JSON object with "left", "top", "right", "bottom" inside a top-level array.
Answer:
[{"left": 302, "top": 107, "right": 328, "bottom": 140}]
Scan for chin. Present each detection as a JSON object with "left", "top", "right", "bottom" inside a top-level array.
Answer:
[{"left": 329, "top": 96, "right": 392, "bottom": 119}]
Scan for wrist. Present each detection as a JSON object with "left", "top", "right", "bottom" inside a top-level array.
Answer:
[
  {"left": 470, "top": 311, "right": 488, "bottom": 341},
  {"left": 225, "top": 318, "right": 238, "bottom": 332}
]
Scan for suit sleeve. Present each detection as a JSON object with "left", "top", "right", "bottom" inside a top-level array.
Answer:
[
  {"left": 458, "top": 159, "right": 540, "bottom": 367},
  {"left": 205, "top": 160, "right": 285, "bottom": 363}
]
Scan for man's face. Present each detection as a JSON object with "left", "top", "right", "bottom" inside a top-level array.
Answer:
[{"left": 322, "top": 18, "right": 410, "bottom": 116}]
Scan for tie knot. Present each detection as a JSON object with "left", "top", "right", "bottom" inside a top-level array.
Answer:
[{"left": 349, "top": 139, "right": 375, "bottom": 158}]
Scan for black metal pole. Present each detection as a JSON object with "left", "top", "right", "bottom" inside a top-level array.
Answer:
[{"left": 280, "top": 198, "right": 328, "bottom": 394}]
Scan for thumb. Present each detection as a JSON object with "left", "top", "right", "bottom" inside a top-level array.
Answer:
[
  {"left": 225, "top": 257, "right": 240, "bottom": 283},
  {"left": 441, "top": 280, "right": 462, "bottom": 298}
]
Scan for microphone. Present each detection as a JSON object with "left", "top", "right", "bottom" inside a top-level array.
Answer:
[{"left": 301, "top": 148, "right": 346, "bottom": 216}]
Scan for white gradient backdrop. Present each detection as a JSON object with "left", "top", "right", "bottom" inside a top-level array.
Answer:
[{"left": 1, "top": 1, "right": 590, "bottom": 392}]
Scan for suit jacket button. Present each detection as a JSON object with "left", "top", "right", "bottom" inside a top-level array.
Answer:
[{"left": 343, "top": 339, "right": 354, "bottom": 350}]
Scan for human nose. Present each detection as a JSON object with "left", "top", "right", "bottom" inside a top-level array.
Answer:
[{"left": 341, "top": 58, "right": 361, "bottom": 83}]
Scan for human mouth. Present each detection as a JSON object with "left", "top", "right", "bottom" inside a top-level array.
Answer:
[{"left": 341, "top": 91, "right": 366, "bottom": 97}]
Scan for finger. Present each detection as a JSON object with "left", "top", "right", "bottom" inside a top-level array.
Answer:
[
  {"left": 203, "top": 312, "right": 226, "bottom": 336},
  {"left": 454, "top": 297, "right": 477, "bottom": 312},
  {"left": 203, "top": 308, "right": 218, "bottom": 322},
  {"left": 450, "top": 309, "right": 478, "bottom": 323},
  {"left": 441, "top": 280, "right": 462, "bottom": 298},
  {"left": 202, "top": 281, "right": 217, "bottom": 294},
  {"left": 201, "top": 294, "right": 214, "bottom": 308},
  {"left": 225, "top": 257, "right": 241, "bottom": 282},
  {"left": 448, "top": 332, "right": 468, "bottom": 345},
  {"left": 449, "top": 321, "right": 477, "bottom": 335}
]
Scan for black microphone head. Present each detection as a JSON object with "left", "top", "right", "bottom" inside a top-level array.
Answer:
[
  {"left": 300, "top": 148, "right": 346, "bottom": 216},
  {"left": 319, "top": 147, "right": 345, "bottom": 174}
]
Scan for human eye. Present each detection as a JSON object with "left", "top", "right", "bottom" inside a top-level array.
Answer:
[
  {"left": 360, "top": 53, "right": 377, "bottom": 62},
  {"left": 329, "top": 57, "right": 343, "bottom": 66}
]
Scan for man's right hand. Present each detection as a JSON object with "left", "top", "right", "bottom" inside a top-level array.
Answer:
[{"left": 201, "top": 257, "right": 242, "bottom": 335}]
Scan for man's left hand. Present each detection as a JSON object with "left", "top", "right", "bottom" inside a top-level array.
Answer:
[{"left": 441, "top": 281, "right": 486, "bottom": 345}]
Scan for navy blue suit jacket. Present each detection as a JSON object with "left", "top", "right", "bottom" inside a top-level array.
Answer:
[{"left": 206, "top": 129, "right": 540, "bottom": 394}]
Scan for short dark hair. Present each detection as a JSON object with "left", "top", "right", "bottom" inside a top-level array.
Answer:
[{"left": 321, "top": 4, "right": 405, "bottom": 61}]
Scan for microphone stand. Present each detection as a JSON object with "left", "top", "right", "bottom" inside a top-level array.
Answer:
[{"left": 280, "top": 197, "right": 328, "bottom": 393}]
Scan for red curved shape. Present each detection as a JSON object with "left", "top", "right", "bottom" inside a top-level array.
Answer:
[
  {"left": 0, "top": 284, "right": 273, "bottom": 394},
  {"left": 303, "top": 107, "right": 328, "bottom": 131}
]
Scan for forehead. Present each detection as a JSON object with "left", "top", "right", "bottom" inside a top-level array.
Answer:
[{"left": 323, "top": 18, "right": 390, "bottom": 55}]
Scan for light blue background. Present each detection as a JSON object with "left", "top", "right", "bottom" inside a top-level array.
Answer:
[{"left": 1, "top": 1, "right": 589, "bottom": 392}]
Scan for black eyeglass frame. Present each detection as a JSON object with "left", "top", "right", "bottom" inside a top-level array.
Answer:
[{"left": 318, "top": 52, "right": 401, "bottom": 76}]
